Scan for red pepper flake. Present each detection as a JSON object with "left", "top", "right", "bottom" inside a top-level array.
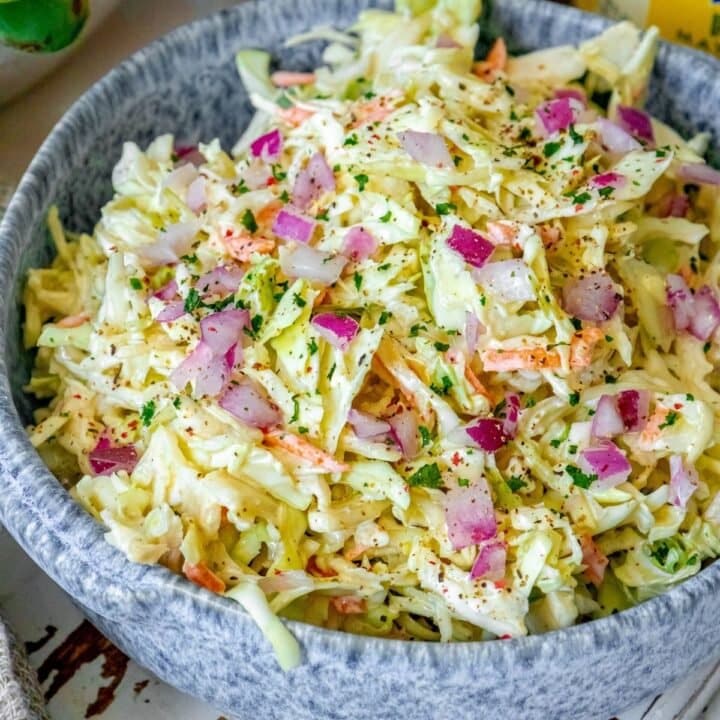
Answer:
[
  {"left": 306, "top": 555, "right": 337, "bottom": 578},
  {"left": 451, "top": 452, "right": 463, "bottom": 467},
  {"left": 266, "top": 177, "right": 277, "bottom": 186},
  {"left": 494, "top": 579, "right": 507, "bottom": 589}
]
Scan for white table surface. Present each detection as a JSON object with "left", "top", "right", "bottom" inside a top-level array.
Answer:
[{"left": 1, "top": 2, "right": 719, "bottom": 718}]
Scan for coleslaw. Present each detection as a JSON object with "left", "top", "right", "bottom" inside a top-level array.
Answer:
[{"left": 23, "top": 0, "right": 720, "bottom": 669}]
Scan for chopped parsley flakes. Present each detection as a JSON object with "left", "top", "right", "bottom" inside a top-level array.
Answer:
[
  {"left": 565, "top": 465, "right": 596, "bottom": 489},
  {"left": 241, "top": 208, "right": 258, "bottom": 233},
  {"left": 659, "top": 411, "right": 678, "bottom": 429},
  {"left": 408, "top": 462, "right": 443, "bottom": 489},
  {"left": 140, "top": 400, "right": 156, "bottom": 427},
  {"left": 354, "top": 173, "right": 369, "bottom": 192}
]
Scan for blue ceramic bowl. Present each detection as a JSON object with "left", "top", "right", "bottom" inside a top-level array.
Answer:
[{"left": 2, "top": 2, "right": 720, "bottom": 718}]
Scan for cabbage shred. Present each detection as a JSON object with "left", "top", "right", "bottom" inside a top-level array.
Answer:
[{"left": 23, "top": 0, "right": 720, "bottom": 666}]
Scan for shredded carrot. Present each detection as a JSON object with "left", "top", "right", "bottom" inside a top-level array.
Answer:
[
  {"left": 350, "top": 93, "right": 400, "bottom": 129},
  {"left": 639, "top": 406, "right": 670, "bottom": 445},
  {"left": 473, "top": 37, "right": 507, "bottom": 80},
  {"left": 264, "top": 430, "right": 349, "bottom": 473},
  {"left": 306, "top": 555, "right": 337, "bottom": 578},
  {"left": 569, "top": 327, "right": 604, "bottom": 369},
  {"left": 344, "top": 543, "right": 369, "bottom": 562},
  {"left": 256, "top": 200, "right": 283, "bottom": 229},
  {"left": 271, "top": 71, "right": 316, "bottom": 87},
  {"left": 277, "top": 106, "right": 315, "bottom": 127},
  {"left": 481, "top": 347, "right": 562, "bottom": 372},
  {"left": 222, "top": 232, "right": 275, "bottom": 262},
  {"left": 464, "top": 365, "right": 493, "bottom": 400},
  {"left": 580, "top": 535, "right": 608, "bottom": 587},
  {"left": 330, "top": 595, "right": 367, "bottom": 614},
  {"left": 538, "top": 224, "right": 561, "bottom": 248},
  {"left": 486, "top": 221, "right": 518, "bottom": 246},
  {"left": 183, "top": 561, "right": 226, "bottom": 594},
  {"left": 486, "top": 37, "right": 508, "bottom": 70},
  {"left": 56, "top": 312, "right": 90, "bottom": 328},
  {"left": 678, "top": 265, "right": 695, "bottom": 287}
]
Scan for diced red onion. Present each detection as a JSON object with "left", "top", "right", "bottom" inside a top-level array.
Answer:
[
  {"left": 677, "top": 163, "right": 720, "bottom": 186},
  {"left": 436, "top": 33, "right": 461, "bottom": 49},
  {"left": 186, "top": 176, "right": 207, "bottom": 214},
  {"left": 616, "top": 105, "right": 654, "bottom": 146},
  {"left": 280, "top": 244, "right": 347, "bottom": 284},
  {"left": 554, "top": 87, "right": 587, "bottom": 106},
  {"left": 563, "top": 271, "right": 621, "bottom": 323},
  {"left": 398, "top": 130, "right": 453, "bottom": 169},
  {"left": 666, "top": 274, "right": 693, "bottom": 332},
  {"left": 474, "top": 259, "right": 536, "bottom": 303},
  {"left": 443, "top": 476, "right": 496, "bottom": 550},
  {"left": 470, "top": 539, "right": 506, "bottom": 581},
  {"left": 342, "top": 226, "right": 377, "bottom": 262},
  {"left": 250, "top": 129, "right": 283, "bottom": 162},
  {"left": 387, "top": 407, "right": 419, "bottom": 459},
  {"left": 669, "top": 455, "right": 699, "bottom": 508},
  {"left": 591, "top": 394, "right": 624, "bottom": 439},
  {"left": 272, "top": 208, "right": 317, "bottom": 244},
  {"left": 293, "top": 152, "right": 335, "bottom": 210},
  {"left": 502, "top": 393, "right": 520, "bottom": 439},
  {"left": 200, "top": 309, "right": 249, "bottom": 356},
  {"left": 347, "top": 408, "right": 391, "bottom": 439},
  {"left": 589, "top": 171, "right": 627, "bottom": 190},
  {"left": 225, "top": 342, "right": 243, "bottom": 371},
  {"left": 156, "top": 300, "right": 186, "bottom": 323},
  {"left": 175, "top": 145, "right": 206, "bottom": 167},
  {"left": 89, "top": 438, "right": 138, "bottom": 476},
  {"left": 192, "top": 349, "right": 232, "bottom": 398},
  {"left": 171, "top": 341, "right": 230, "bottom": 397},
  {"left": 465, "top": 311, "right": 482, "bottom": 356},
  {"left": 666, "top": 277, "right": 720, "bottom": 341},
  {"left": 164, "top": 163, "right": 198, "bottom": 195},
  {"left": 446, "top": 225, "right": 494, "bottom": 268},
  {"left": 219, "top": 380, "right": 282, "bottom": 430},
  {"left": 617, "top": 390, "right": 650, "bottom": 432},
  {"left": 311, "top": 312, "right": 359, "bottom": 351},
  {"left": 578, "top": 440, "right": 631, "bottom": 488},
  {"left": 595, "top": 118, "right": 642, "bottom": 154},
  {"left": 196, "top": 265, "right": 244, "bottom": 297},
  {"left": 689, "top": 286, "right": 720, "bottom": 341},
  {"left": 535, "top": 97, "right": 579, "bottom": 136},
  {"left": 464, "top": 418, "right": 508, "bottom": 453},
  {"left": 139, "top": 220, "right": 200, "bottom": 268},
  {"left": 153, "top": 279, "right": 178, "bottom": 301}
]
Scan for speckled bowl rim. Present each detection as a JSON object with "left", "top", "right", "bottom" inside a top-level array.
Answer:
[{"left": 0, "top": 0, "right": 719, "bottom": 674}]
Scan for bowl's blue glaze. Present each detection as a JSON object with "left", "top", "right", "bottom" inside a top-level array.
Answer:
[{"left": 1, "top": 1, "right": 720, "bottom": 718}]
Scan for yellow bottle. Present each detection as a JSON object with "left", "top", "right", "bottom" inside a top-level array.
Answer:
[{"left": 572, "top": 0, "right": 720, "bottom": 57}]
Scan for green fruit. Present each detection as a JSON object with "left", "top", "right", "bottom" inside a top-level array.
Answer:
[{"left": 0, "top": 0, "right": 89, "bottom": 53}]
